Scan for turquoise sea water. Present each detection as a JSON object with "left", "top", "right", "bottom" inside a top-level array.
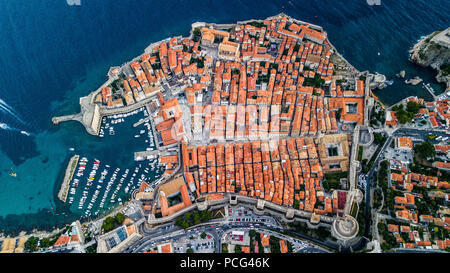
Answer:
[{"left": 0, "top": 0, "right": 448, "bottom": 234}]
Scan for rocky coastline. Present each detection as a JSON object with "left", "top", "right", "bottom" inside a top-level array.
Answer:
[{"left": 409, "top": 27, "right": 450, "bottom": 91}]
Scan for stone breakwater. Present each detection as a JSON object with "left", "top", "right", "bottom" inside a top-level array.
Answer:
[{"left": 57, "top": 154, "right": 79, "bottom": 202}]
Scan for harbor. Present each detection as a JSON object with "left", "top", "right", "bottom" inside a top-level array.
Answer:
[
  {"left": 423, "top": 82, "right": 438, "bottom": 100},
  {"left": 57, "top": 106, "right": 164, "bottom": 219}
]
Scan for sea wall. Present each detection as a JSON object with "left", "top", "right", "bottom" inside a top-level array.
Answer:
[{"left": 57, "top": 155, "right": 79, "bottom": 203}]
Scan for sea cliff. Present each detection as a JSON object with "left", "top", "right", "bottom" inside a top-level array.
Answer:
[{"left": 409, "top": 27, "right": 450, "bottom": 91}]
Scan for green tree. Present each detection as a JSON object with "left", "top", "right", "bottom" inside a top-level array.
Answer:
[
  {"left": 102, "top": 216, "right": 116, "bottom": 232},
  {"left": 222, "top": 243, "right": 229, "bottom": 253},
  {"left": 374, "top": 133, "right": 385, "bottom": 145},
  {"left": 186, "top": 248, "right": 194, "bottom": 253},
  {"left": 269, "top": 236, "right": 281, "bottom": 253},
  {"left": 86, "top": 244, "right": 97, "bottom": 253},
  {"left": 396, "top": 108, "right": 413, "bottom": 124},
  {"left": 336, "top": 108, "right": 342, "bottom": 121},
  {"left": 193, "top": 28, "right": 201, "bottom": 42},
  {"left": 39, "top": 238, "right": 51, "bottom": 248},
  {"left": 24, "top": 236, "right": 39, "bottom": 252},
  {"left": 414, "top": 141, "right": 435, "bottom": 159},
  {"left": 185, "top": 212, "right": 192, "bottom": 222},
  {"left": 200, "top": 210, "right": 212, "bottom": 221},
  {"left": 193, "top": 213, "right": 201, "bottom": 225},
  {"left": 181, "top": 220, "right": 190, "bottom": 229},
  {"left": 234, "top": 245, "right": 242, "bottom": 253},
  {"left": 115, "top": 212, "right": 125, "bottom": 225},
  {"left": 193, "top": 28, "right": 201, "bottom": 36},
  {"left": 201, "top": 232, "right": 207, "bottom": 239},
  {"left": 175, "top": 217, "right": 184, "bottom": 227},
  {"left": 287, "top": 241, "right": 293, "bottom": 253},
  {"left": 406, "top": 101, "right": 421, "bottom": 114}
]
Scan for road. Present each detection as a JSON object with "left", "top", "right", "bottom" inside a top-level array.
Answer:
[
  {"left": 351, "top": 132, "right": 393, "bottom": 252},
  {"left": 126, "top": 222, "right": 330, "bottom": 253},
  {"left": 356, "top": 126, "right": 449, "bottom": 252},
  {"left": 393, "top": 128, "right": 449, "bottom": 140},
  {"left": 123, "top": 205, "right": 335, "bottom": 253}
]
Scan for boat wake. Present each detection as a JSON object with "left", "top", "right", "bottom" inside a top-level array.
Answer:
[{"left": 0, "top": 99, "right": 26, "bottom": 125}]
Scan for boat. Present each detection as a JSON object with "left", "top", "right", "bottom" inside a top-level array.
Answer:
[
  {"left": 69, "top": 148, "right": 75, "bottom": 151},
  {"left": 9, "top": 173, "right": 17, "bottom": 177}
]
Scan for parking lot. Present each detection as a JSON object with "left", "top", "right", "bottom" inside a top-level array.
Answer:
[
  {"left": 382, "top": 147, "right": 413, "bottom": 163},
  {"left": 172, "top": 231, "right": 215, "bottom": 253},
  {"left": 138, "top": 229, "right": 215, "bottom": 253},
  {"left": 221, "top": 227, "right": 322, "bottom": 253},
  {"left": 226, "top": 206, "right": 280, "bottom": 227}
]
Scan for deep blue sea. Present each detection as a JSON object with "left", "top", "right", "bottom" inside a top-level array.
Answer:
[{"left": 0, "top": 0, "right": 448, "bottom": 234}]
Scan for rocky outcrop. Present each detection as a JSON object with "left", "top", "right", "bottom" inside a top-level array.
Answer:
[
  {"left": 409, "top": 27, "right": 450, "bottom": 91},
  {"left": 369, "top": 72, "right": 387, "bottom": 90},
  {"left": 404, "top": 76, "right": 423, "bottom": 85},
  {"left": 396, "top": 70, "right": 406, "bottom": 78}
]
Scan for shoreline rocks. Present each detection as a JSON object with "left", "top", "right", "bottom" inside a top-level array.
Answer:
[
  {"left": 369, "top": 72, "right": 387, "bottom": 90},
  {"left": 409, "top": 27, "right": 450, "bottom": 91},
  {"left": 396, "top": 70, "right": 406, "bottom": 78},
  {"left": 404, "top": 76, "right": 423, "bottom": 85}
]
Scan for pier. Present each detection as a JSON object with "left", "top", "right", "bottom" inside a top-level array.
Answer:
[
  {"left": 423, "top": 84, "right": 437, "bottom": 100},
  {"left": 52, "top": 93, "right": 101, "bottom": 136},
  {"left": 134, "top": 143, "right": 181, "bottom": 161},
  {"left": 52, "top": 113, "right": 83, "bottom": 125},
  {"left": 134, "top": 149, "right": 174, "bottom": 161},
  {"left": 133, "top": 116, "right": 151, "bottom": 128},
  {"left": 134, "top": 150, "right": 159, "bottom": 161},
  {"left": 57, "top": 155, "right": 79, "bottom": 203}
]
